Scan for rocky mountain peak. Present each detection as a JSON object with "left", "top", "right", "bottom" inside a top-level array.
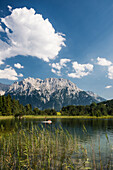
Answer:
[{"left": 5, "top": 77, "right": 106, "bottom": 111}]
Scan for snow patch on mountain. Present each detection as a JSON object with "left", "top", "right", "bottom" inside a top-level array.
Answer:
[
  {"left": 86, "top": 91, "right": 105, "bottom": 102},
  {"left": 8, "top": 77, "right": 81, "bottom": 98}
]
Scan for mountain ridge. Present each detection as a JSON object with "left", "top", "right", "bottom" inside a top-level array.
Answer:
[
  {"left": 4, "top": 77, "right": 106, "bottom": 111},
  {"left": 0, "top": 83, "right": 10, "bottom": 96}
]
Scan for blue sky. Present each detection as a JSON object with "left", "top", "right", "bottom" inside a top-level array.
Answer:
[{"left": 0, "top": 0, "right": 113, "bottom": 99}]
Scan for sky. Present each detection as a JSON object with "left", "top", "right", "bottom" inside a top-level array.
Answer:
[{"left": 0, "top": 0, "right": 113, "bottom": 99}]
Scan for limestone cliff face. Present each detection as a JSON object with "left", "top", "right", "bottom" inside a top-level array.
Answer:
[{"left": 5, "top": 77, "right": 105, "bottom": 111}]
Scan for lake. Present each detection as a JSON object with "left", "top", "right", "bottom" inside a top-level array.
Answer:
[{"left": 0, "top": 118, "right": 113, "bottom": 169}]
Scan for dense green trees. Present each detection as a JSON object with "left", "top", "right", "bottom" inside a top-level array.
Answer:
[
  {"left": 60, "top": 102, "right": 112, "bottom": 116},
  {"left": 0, "top": 95, "right": 57, "bottom": 116},
  {"left": 0, "top": 94, "right": 113, "bottom": 116},
  {"left": 0, "top": 95, "right": 25, "bottom": 116}
]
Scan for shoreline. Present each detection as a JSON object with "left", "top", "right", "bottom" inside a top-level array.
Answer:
[
  {"left": 0, "top": 116, "right": 14, "bottom": 120},
  {"left": 1, "top": 115, "right": 113, "bottom": 120},
  {"left": 23, "top": 115, "right": 113, "bottom": 119}
]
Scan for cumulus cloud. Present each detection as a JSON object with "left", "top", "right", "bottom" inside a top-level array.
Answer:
[
  {"left": 97, "top": 57, "right": 112, "bottom": 66},
  {"left": 96, "top": 57, "right": 113, "bottom": 79},
  {"left": 50, "top": 58, "right": 70, "bottom": 70},
  {"left": 6, "top": 65, "right": 10, "bottom": 68},
  {"left": 0, "top": 67, "right": 23, "bottom": 80},
  {"left": 7, "top": 5, "right": 12, "bottom": 12},
  {"left": 14, "top": 63, "right": 24, "bottom": 69},
  {"left": 68, "top": 72, "right": 89, "bottom": 78},
  {"left": 0, "top": 7, "right": 65, "bottom": 64},
  {"left": 108, "top": 66, "right": 113, "bottom": 79},
  {"left": 60, "top": 58, "right": 71, "bottom": 67},
  {"left": 18, "top": 73, "right": 23, "bottom": 77},
  {"left": 105, "top": 85, "right": 112, "bottom": 89},
  {"left": 0, "top": 60, "right": 4, "bottom": 65},
  {"left": 51, "top": 68, "right": 61, "bottom": 76},
  {"left": 68, "top": 62, "right": 93, "bottom": 78},
  {"left": 51, "top": 63, "right": 61, "bottom": 70},
  {"left": 51, "top": 68, "right": 56, "bottom": 74},
  {"left": 50, "top": 58, "right": 71, "bottom": 76}
]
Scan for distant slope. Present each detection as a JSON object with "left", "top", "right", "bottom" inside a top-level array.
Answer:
[
  {"left": 100, "top": 99, "right": 113, "bottom": 107},
  {"left": 0, "top": 83, "right": 10, "bottom": 95},
  {"left": 5, "top": 77, "right": 106, "bottom": 111},
  {"left": 86, "top": 91, "right": 105, "bottom": 102}
]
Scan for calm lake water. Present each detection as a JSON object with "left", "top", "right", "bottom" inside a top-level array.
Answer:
[{"left": 0, "top": 118, "right": 113, "bottom": 167}]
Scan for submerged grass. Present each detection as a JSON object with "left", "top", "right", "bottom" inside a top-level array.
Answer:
[{"left": 0, "top": 123, "right": 113, "bottom": 169}]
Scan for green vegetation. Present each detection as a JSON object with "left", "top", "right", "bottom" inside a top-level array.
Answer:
[
  {"left": 0, "top": 124, "right": 113, "bottom": 169},
  {"left": 23, "top": 115, "right": 113, "bottom": 119},
  {"left": 1, "top": 94, "right": 113, "bottom": 117},
  {"left": 61, "top": 101, "right": 113, "bottom": 116},
  {"left": 0, "top": 95, "right": 57, "bottom": 116},
  {"left": 0, "top": 94, "right": 26, "bottom": 116},
  {"left": 57, "top": 112, "right": 61, "bottom": 116},
  {"left": 0, "top": 116, "right": 14, "bottom": 119}
]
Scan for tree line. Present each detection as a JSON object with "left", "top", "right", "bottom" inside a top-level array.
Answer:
[
  {"left": 61, "top": 101, "right": 113, "bottom": 116},
  {"left": 0, "top": 94, "right": 113, "bottom": 116},
  {"left": 0, "top": 95, "right": 57, "bottom": 116}
]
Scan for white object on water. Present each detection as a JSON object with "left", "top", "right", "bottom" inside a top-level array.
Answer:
[{"left": 42, "top": 120, "right": 52, "bottom": 124}]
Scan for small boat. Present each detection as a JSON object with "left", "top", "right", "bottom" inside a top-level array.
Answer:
[{"left": 42, "top": 120, "right": 52, "bottom": 124}]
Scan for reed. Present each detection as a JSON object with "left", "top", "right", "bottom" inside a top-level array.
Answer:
[{"left": 0, "top": 123, "right": 113, "bottom": 169}]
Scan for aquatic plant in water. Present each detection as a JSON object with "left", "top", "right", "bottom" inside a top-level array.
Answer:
[{"left": 0, "top": 123, "right": 113, "bottom": 169}]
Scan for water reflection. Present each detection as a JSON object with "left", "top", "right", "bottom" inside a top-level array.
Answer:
[{"left": 1, "top": 118, "right": 113, "bottom": 138}]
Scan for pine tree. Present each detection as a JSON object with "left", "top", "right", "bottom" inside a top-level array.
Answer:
[{"left": 6, "top": 94, "right": 12, "bottom": 115}]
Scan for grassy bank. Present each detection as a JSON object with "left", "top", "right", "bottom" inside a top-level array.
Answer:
[
  {"left": 0, "top": 116, "right": 14, "bottom": 120},
  {"left": 0, "top": 115, "right": 113, "bottom": 120},
  {"left": 23, "top": 115, "right": 113, "bottom": 119}
]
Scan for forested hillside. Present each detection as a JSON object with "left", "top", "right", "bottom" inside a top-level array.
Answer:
[
  {"left": 0, "top": 94, "right": 29, "bottom": 116},
  {"left": 0, "top": 95, "right": 113, "bottom": 116},
  {"left": 61, "top": 101, "right": 113, "bottom": 116},
  {"left": 0, "top": 95, "right": 57, "bottom": 116}
]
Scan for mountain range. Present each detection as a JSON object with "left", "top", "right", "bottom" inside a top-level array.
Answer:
[
  {"left": 1, "top": 77, "right": 105, "bottom": 111},
  {"left": 0, "top": 83, "right": 10, "bottom": 96}
]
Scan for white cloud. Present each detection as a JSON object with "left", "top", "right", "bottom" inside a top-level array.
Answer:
[
  {"left": 51, "top": 68, "right": 56, "bottom": 74},
  {"left": 97, "top": 57, "right": 112, "bottom": 66},
  {"left": 105, "top": 85, "right": 112, "bottom": 89},
  {"left": 108, "top": 65, "right": 113, "bottom": 79},
  {"left": 0, "top": 25, "right": 4, "bottom": 32},
  {"left": 91, "top": 58, "right": 94, "bottom": 62},
  {"left": 0, "top": 7, "right": 65, "bottom": 64},
  {"left": 68, "top": 72, "right": 89, "bottom": 78},
  {"left": 51, "top": 68, "right": 61, "bottom": 76},
  {"left": 14, "top": 63, "right": 24, "bottom": 69},
  {"left": 60, "top": 58, "right": 71, "bottom": 66},
  {"left": 18, "top": 73, "right": 23, "bottom": 77},
  {"left": 68, "top": 62, "right": 93, "bottom": 78},
  {"left": 72, "top": 62, "right": 93, "bottom": 72},
  {"left": 7, "top": 5, "right": 12, "bottom": 12},
  {"left": 51, "top": 63, "right": 61, "bottom": 70},
  {"left": 50, "top": 58, "right": 71, "bottom": 76},
  {"left": 0, "top": 67, "right": 23, "bottom": 80},
  {"left": 0, "top": 60, "right": 4, "bottom": 65},
  {"left": 50, "top": 58, "right": 71, "bottom": 71},
  {"left": 6, "top": 65, "right": 10, "bottom": 67}
]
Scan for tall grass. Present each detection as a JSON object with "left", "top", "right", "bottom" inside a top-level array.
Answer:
[{"left": 0, "top": 123, "right": 113, "bottom": 169}]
